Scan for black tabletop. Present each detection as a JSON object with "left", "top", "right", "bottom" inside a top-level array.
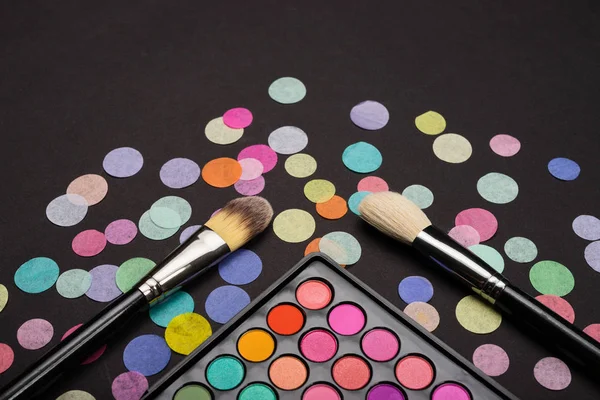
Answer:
[{"left": 1, "top": 1, "right": 600, "bottom": 399}]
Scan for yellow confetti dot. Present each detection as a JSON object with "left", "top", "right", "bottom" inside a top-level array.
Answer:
[
  {"left": 432, "top": 133, "right": 472, "bottom": 163},
  {"left": 285, "top": 153, "right": 317, "bottom": 178},
  {"left": 415, "top": 111, "right": 446, "bottom": 135},
  {"left": 455, "top": 295, "right": 502, "bottom": 334},
  {"left": 165, "top": 312, "right": 212, "bottom": 355},
  {"left": 0, "top": 284, "right": 7, "bottom": 313},
  {"left": 205, "top": 117, "right": 244, "bottom": 145},
  {"left": 55, "top": 390, "right": 96, "bottom": 400},
  {"left": 404, "top": 302, "right": 440, "bottom": 332},
  {"left": 304, "top": 179, "right": 336, "bottom": 203},
  {"left": 273, "top": 209, "right": 316, "bottom": 243}
]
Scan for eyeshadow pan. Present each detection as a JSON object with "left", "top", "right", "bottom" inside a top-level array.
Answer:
[
  {"left": 332, "top": 355, "right": 371, "bottom": 390},
  {"left": 328, "top": 303, "right": 366, "bottom": 335},
  {"left": 269, "top": 355, "right": 308, "bottom": 390},
  {"left": 432, "top": 382, "right": 472, "bottom": 400},
  {"left": 296, "top": 279, "right": 333, "bottom": 310},
  {"left": 361, "top": 328, "right": 400, "bottom": 362},
  {"left": 300, "top": 329, "right": 337, "bottom": 362},
  {"left": 395, "top": 355, "right": 435, "bottom": 390},
  {"left": 237, "top": 329, "right": 275, "bottom": 362},
  {"left": 302, "top": 383, "right": 341, "bottom": 400},
  {"left": 205, "top": 355, "right": 245, "bottom": 391},
  {"left": 174, "top": 384, "right": 212, "bottom": 400},
  {"left": 237, "top": 383, "right": 277, "bottom": 400},
  {"left": 367, "top": 383, "right": 406, "bottom": 400},
  {"left": 267, "top": 303, "right": 305, "bottom": 335}
]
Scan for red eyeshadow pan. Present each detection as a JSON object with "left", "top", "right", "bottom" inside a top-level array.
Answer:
[
  {"left": 395, "top": 355, "right": 435, "bottom": 390},
  {"left": 332, "top": 355, "right": 371, "bottom": 390},
  {"left": 267, "top": 303, "right": 305, "bottom": 335}
]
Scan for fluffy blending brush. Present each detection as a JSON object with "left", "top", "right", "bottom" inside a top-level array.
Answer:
[
  {"left": 1, "top": 196, "right": 273, "bottom": 400},
  {"left": 360, "top": 191, "right": 600, "bottom": 375}
]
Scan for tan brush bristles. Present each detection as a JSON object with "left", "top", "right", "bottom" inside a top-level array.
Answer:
[
  {"left": 205, "top": 196, "right": 274, "bottom": 251},
  {"left": 359, "top": 191, "right": 432, "bottom": 245}
]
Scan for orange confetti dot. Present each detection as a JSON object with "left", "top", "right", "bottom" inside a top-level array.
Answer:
[
  {"left": 304, "top": 238, "right": 321, "bottom": 256},
  {"left": 316, "top": 195, "right": 348, "bottom": 220},
  {"left": 202, "top": 158, "right": 242, "bottom": 188}
]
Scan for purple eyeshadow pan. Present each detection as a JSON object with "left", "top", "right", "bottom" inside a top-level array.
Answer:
[{"left": 367, "top": 383, "right": 406, "bottom": 400}]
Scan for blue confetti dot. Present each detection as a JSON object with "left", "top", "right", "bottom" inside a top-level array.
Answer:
[
  {"left": 348, "top": 191, "right": 371, "bottom": 215},
  {"left": 342, "top": 142, "right": 383, "bottom": 173},
  {"left": 123, "top": 334, "right": 171, "bottom": 376},
  {"left": 149, "top": 291, "right": 195, "bottom": 327},
  {"left": 218, "top": 249, "right": 262, "bottom": 285},
  {"left": 205, "top": 286, "right": 250, "bottom": 324},
  {"left": 14, "top": 257, "right": 60, "bottom": 293},
  {"left": 548, "top": 157, "right": 580, "bottom": 181},
  {"left": 398, "top": 276, "right": 434, "bottom": 303}
]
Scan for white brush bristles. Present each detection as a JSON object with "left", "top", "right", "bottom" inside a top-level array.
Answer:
[{"left": 359, "top": 191, "right": 432, "bottom": 244}]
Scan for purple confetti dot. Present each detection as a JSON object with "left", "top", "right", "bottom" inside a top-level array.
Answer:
[
  {"left": 218, "top": 249, "right": 262, "bottom": 285},
  {"left": 159, "top": 158, "right": 201, "bottom": 189},
  {"left": 86, "top": 264, "right": 122, "bottom": 302},
  {"left": 105, "top": 219, "right": 138, "bottom": 245},
  {"left": 205, "top": 286, "right": 250, "bottom": 324},
  {"left": 103, "top": 147, "right": 144, "bottom": 178},
  {"left": 123, "top": 334, "right": 171, "bottom": 376},
  {"left": 111, "top": 371, "right": 149, "bottom": 400},
  {"left": 350, "top": 100, "right": 389, "bottom": 130},
  {"left": 179, "top": 225, "right": 201, "bottom": 244},
  {"left": 572, "top": 215, "right": 600, "bottom": 241},
  {"left": 584, "top": 241, "right": 600, "bottom": 272},
  {"left": 234, "top": 176, "right": 265, "bottom": 196},
  {"left": 398, "top": 276, "right": 434, "bottom": 304}
]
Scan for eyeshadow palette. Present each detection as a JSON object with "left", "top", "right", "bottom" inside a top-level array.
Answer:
[{"left": 147, "top": 254, "right": 518, "bottom": 400}]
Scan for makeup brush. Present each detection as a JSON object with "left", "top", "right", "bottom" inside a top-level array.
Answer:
[
  {"left": 1, "top": 196, "right": 273, "bottom": 400},
  {"left": 359, "top": 191, "right": 600, "bottom": 375}
]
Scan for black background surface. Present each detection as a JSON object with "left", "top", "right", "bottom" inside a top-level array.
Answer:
[{"left": 1, "top": 1, "right": 599, "bottom": 399}]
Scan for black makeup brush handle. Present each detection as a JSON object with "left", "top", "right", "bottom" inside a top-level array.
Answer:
[
  {"left": 496, "top": 285, "right": 600, "bottom": 374},
  {"left": 0, "top": 290, "right": 147, "bottom": 400}
]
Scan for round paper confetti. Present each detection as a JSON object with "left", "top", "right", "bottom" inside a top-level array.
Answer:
[
  {"left": 66, "top": 174, "right": 108, "bottom": 206},
  {"left": 535, "top": 295, "right": 575, "bottom": 323},
  {"left": 583, "top": 324, "right": 600, "bottom": 342},
  {"left": 398, "top": 276, "right": 434, "bottom": 304},
  {"left": 61, "top": 324, "right": 106, "bottom": 365},
  {"left": 17, "top": 318, "right": 54, "bottom": 350},
  {"left": 402, "top": 184, "right": 434, "bottom": 209},
  {"left": 320, "top": 231, "right": 362, "bottom": 265},
  {"left": 273, "top": 209, "right": 316, "bottom": 243},
  {"left": 46, "top": 194, "right": 88, "bottom": 227},
  {"left": 304, "top": 238, "right": 321, "bottom": 256},
  {"left": 469, "top": 244, "right": 504, "bottom": 273},
  {"left": 149, "top": 291, "right": 195, "bottom": 327},
  {"left": 0, "top": 284, "right": 7, "bottom": 313},
  {"left": 223, "top": 107, "right": 253, "bottom": 129},
  {"left": 504, "top": 236, "right": 537, "bottom": 263},
  {"left": 350, "top": 100, "right": 389, "bottom": 130},
  {"left": 159, "top": 158, "right": 200, "bottom": 189},
  {"left": 72, "top": 229, "right": 107, "bottom": 257},
  {"left": 455, "top": 208, "right": 498, "bottom": 242},
  {"left": 472, "top": 344, "right": 509, "bottom": 376},
  {"left": 116, "top": 257, "right": 156, "bottom": 293},
  {"left": 234, "top": 176, "right": 265, "bottom": 196},
  {"left": 348, "top": 191, "right": 371, "bottom": 215},
  {"left": 238, "top": 158, "right": 264, "bottom": 180},
  {"left": 489, "top": 134, "right": 521, "bottom": 157},
  {"left": 357, "top": 176, "right": 388, "bottom": 192},
  {"left": 205, "top": 285, "right": 250, "bottom": 324},
  {"left": 342, "top": 142, "right": 382, "bottom": 173},
  {"left": 316, "top": 195, "right": 348, "bottom": 220},
  {"left": 455, "top": 295, "right": 502, "bottom": 334},
  {"left": 205, "top": 117, "right": 244, "bottom": 145},
  {"left": 285, "top": 153, "right": 317, "bottom": 178},
  {"left": 138, "top": 211, "right": 178, "bottom": 241},
  {"left": 415, "top": 111, "right": 446, "bottom": 135},
  {"left": 165, "top": 312, "right": 212, "bottom": 355},
  {"left": 149, "top": 206, "right": 182, "bottom": 229},
  {"left": 534, "top": 357, "right": 571, "bottom": 390},
  {"left": 304, "top": 179, "right": 335, "bottom": 203},
  {"left": 268, "top": 126, "right": 308, "bottom": 155},
  {"left": 105, "top": 219, "right": 137, "bottom": 245},
  {"left": 0, "top": 343, "right": 14, "bottom": 374},
  {"left": 152, "top": 196, "right": 192, "bottom": 225},
  {"left": 238, "top": 144, "right": 278, "bottom": 173},
  {"left": 548, "top": 157, "right": 580, "bottom": 181},
  {"left": 432, "top": 133, "right": 472, "bottom": 163},
  {"left": 179, "top": 225, "right": 201, "bottom": 244},
  {"left": 123, "top": 334, "right": 171, "bottom": 376},
  {"left": 103, "top": 147, "right": 144, "bottom": 178},
  {"left": 111, "top": 371, "right": 149, "bottom": 400},
  {"left": 529, "top": 260, "right": 574, "bottom": 296},
  {"left": 218, "top": 250, "right": 262, "bottom": 285},
  {"left": 572, "top": 215, "right": 600, "bottom": 241},
  {"left": 202, "top": 157, "right": 242, "bottom": 187},
  {"left": 584, "top": 241, "right": 600, "bottom": 272},
  {"left": 268, "top": 77, "right": 306, "bottom": 104},
  {"left": 477, "top": 172, "right": 519, "bottom": 204},
  {"left": 448, "top": 225, "right": 480, "bottom": 247},
  {"left": 404, "top": 302, "right": 440, "bottom": 332},
  {"left": 56, "top": 269, "right": 92, "bottom": 299},
  {"left": 14, "top": 257, "right": 59, "bottom": 294},
  {"left": 86, "top": 264, "right": 121, "bottom": 302},
  {"left": 56, "top": 390, "right": 96, "bottom": 400}
]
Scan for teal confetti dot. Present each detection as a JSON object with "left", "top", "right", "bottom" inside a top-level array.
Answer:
[
  {"left": 149, "top": 206, "right": 182, "bottom": 229},
  {"left": 320, "top": 231, "right": 362, "bottom": 265},
  {"left": 206, "top": 356, "right": 245, "bottom": 390},
  {"left": 348, "top": 191, "right": 371, "bottom": 215},
  {"left": 151, "top": 196, "right": 192, "bottom": 225},
  {"left": 504, "top": 237, "right": 538, "bottom": 263},
  {"left": 342, "top": 142, "right": 383, "bottom": 173},
  {"left": 139, "top": 211, "right": 178, "bottom": 241},
  {"left": 477, "top": 172, "right": 519, "bottom": 204},
  {"left": 14, "top": 257, "right": 59, "bottom": 293},
  {"left": 402, "top": 184, "right": 434, "bottom": 209},
  {"left": 268, "top": 77, "right": 306, "bottom": 104},
  {"left": 469, "top": 244, "right": 505, "bottom": 273},
  {"left": 56, "top": 269, "right": 92, "bottom": 298},
  {"left": 149, "top": 291, "right": 195, "bottom": 327},
  {"left": 530, "top": 260, "right": 575, "bottom": 296}
]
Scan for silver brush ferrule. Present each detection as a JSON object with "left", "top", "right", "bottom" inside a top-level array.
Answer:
[
  {"left": 137, "top": 226, "right": 229, "bottom": 303},
  {"left": 413, "top": 226, "right": 506, "bottom": 303}
]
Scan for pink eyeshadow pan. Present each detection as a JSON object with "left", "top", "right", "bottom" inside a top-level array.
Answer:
[
  {"left": 296, "top": 280, "right": 332, "bottom": 310},
  {"left": 300, "top": 329, "right": 337, "bottom": 362},
  {"left": 328, "top": 303, "right": 366, "bottom": 335},
  {"left": 432, "top": 382, "right": 472, "bottom": 400},
  {"left": 361, "top": 328, "right": 400, "bottom": 362},
  {"left": 302, "top": 383, "right": 341, "bottom": 400}
]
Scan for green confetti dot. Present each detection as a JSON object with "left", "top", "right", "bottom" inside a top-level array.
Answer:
[
  {"left": 402, "top": 184, "right": 434, "bottom": 209},
  {"left": 469, "top": 244, "right": 505, "bottom": 273},
  {"left": 152, "top": 196, "right": 192, "bottom": 225},
  {"left": 529, "top": 260, "right": 574, "bottom": 296},
  {"left": 56, "top": 269, "right": 92, "bottom": 299},
  {"left": 138, "top": 211, "right": 178, "bottom": 241},
  {"left": 477, "top": 172, "right": 519, "bottom": 204},
  {"left": 504, "top": 237, "right": 538, "bottom": 263},
  {"left": 14, "top": 257, "right": 59, "bottom": 293},
  {"left": 268, "top": 77, "right": 306, "bottom": 104},
  {"left": 149, "top": 206, "right": 182, "bottom": 229},
  {"left": 116, "top": 257, "right": 156, "bottom": 292},
  {"left": 149, "top": 291, "right": 195, "bottom": 327}
]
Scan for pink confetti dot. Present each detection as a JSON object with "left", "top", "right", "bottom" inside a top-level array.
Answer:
[
  {"left": 105, "top": 219, "right": 137, "bottom": 245},
  {"left": 72, "top": 229, "right": 107, "bottom": 257},
  {"left": 455, "top": 208, "right": 498, "bottom": 242},
  {"left": 489, "top": 134, "right": 521, "bottom": 157},
  {"left": 535, "top": 295, "right": 575, "bottom": 323},
  {"left": 17, "top": 318, "right": 54, "bottom": 350},
  {"left": 0, "top": 343, "right": 14, "bottom": 373},
  {"left": 534, "top": 357, "right": 571, "bottom": 390},
  {"left": 238, "top": 144, "right": 278, "bottom": 173},
  {"left": 583, "top": 324, "right": 600, "bottom": 343},
  {"left": 238, "top": 158, "right": 264, "bottom": 181},
  {"left": 223, "top": 107, "right": 253, "bottom": 129},
  {"left": 111, "top": 371, "right": 149, "bottom": 400},
  {"left": 357, "top": 176, "right": 389, "bottom": 192},
  {"left": 472, "top": 344, "right": 509, "bottom": 376},
  {"left": 61, "top": 324, "right": 107, "bottom": 364},
  {"left": 448, "top": 225, "right": 481, "bottom": 247},
  {"left": 234, "top": 176, "right": 265, "bottom": 196}
]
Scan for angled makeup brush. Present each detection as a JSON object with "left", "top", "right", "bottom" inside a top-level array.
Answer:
[
  {"left": 360, "top": 191, "right": 600, "bottom": 375},
  {"left": 1, "top": 196, "right": 273, "bottom": 400}
]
